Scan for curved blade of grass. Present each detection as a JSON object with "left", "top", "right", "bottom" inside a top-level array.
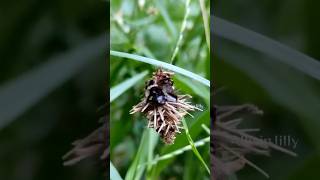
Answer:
[
  {"left": 110, "top": 50, "right": 210, "bottom": 87},
  {"left": 171, "top": 0, "right": 191, "bottom": 64},
  {"left": 198, "top": 0, "right": 210, "bottom": 50},
  {"left": 219, "top": 48, "right": 320, "bottom": 150},
  {"left": 201, "top": 124, "right": 210, "bottom": 134},
  {"left": 147, "top": 128, "right": 159, "bottom": 172},
  {"left": 125, "top": 129, "right": 158, "bottom": 180},
  {"left": 175, "top": 75, "right": 210, "bottom": 105},
  {"left": 182, "top": 118, "right": 210, "bottom": 174},
  {"left": 155, "top": 0, "right": 177, "bottom": 38},
  {"left": 110, "top": 71, "right": 148, "bottom": 102},
  {"left": 139, "top": 136, "right": 210, "bottom": 168},
  {"left": 0, "top": 36, "right": 105, "bottom": 130},
  {"left": 213, "top": 16, "right": 320, "bottom": 81},
  {"left": 125, "top": 129, "right": 147, "bottom": 180},
  {"left": 150, "top": 110, "right": 210, "bottom": 178},
  {"left": 111, "top": 161, "right": 123, "bottom": 180}
]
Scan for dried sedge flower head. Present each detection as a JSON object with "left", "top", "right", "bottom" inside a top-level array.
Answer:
[
  {"left": 63, "top": 117, "right": 108, "bottom": 167},
  {"left": 212, "top": 104, "right": 297, "bottom": 179},
  {"left": 130, "top": 68, "right": 201, "bottom": 144}
]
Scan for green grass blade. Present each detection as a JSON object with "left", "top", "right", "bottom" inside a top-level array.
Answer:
[
  {"left": 201, "top": 124, "right": 210, "bottom": 135},
  {"left": 151, "top": 110, "right": 210, "bottom": 177},
  {"left": 0, "top": 36, "right": 105, "bottom": 130},
  {"left": 198, "top": 0, "right": 210, "bottom": 50},
  {"left": 110, "top": 50, "right": 210, "bottom": 87},
  {"left": 110, "top": 71, "right": 148, "bottom": 102},
  {"left": 175, "top": 75, "right": 210, "bottom": 105},
  {"left": 125, "top": 129, "right": 152, "bottom": 180},
  {"left": 110, "top": 161, "right": 123, "bottom": 180},
  {"left": 155, "top": 0, "right": 177, "bottom": 38},
  {"left": 182, "top": 118, "right": 210, "bottom": 174},
  {"left": 171, "top": 0, "right": 191, "bottom": 64},
  {"left": 147, "top": 129, "right": 159, "bottom": 172},
  {"left": 213, "top": 16, "right": 320, "bottom": 81},
  {"left": 125, "top": 130, "right": 147, "bottom": 180},
  {"left": 140, "top": 136, "right": 209, "bottom": 167}
]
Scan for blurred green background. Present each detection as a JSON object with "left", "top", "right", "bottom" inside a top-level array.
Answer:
[
  {"left": 214, "top": 0, "right": 320, "bottom": 179},
  {"left": 110, "top": 0, "right": 210, "bottom": 179},
  {"left": 0, "top": 0, "right": 107, "bottom": 179}
]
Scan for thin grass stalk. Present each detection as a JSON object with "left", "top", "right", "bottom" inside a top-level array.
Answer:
[
  {"left": 170, "top": 0, "right": 191, "bottom": 64},
  {"left": 182, "top": 118, "right": 210, "bottom": 174},
  {"left": 110, "top": 50, "right": 210, "bottom": 87},
  {"left": 198, "top": 0, "right": 210, "bottom": 50},
  {"left": 139, "top": 136, "right": 210, "bottom": 168},
  {"left": 156, "top": 0, "right": 177, "bottom": 38}
]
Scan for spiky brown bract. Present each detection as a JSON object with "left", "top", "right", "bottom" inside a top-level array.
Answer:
[
  {"left": 62, "top": 117, "right": 108, "bottom": 167},
  {"left": 212, "top": 104, "right": 297, "bottom": 180},
  {"left": 130, "top": 69, "right": 201, "bottom": 144}
]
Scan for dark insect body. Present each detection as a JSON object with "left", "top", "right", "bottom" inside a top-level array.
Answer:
[{"left": 147, "top": 86, "right": 166, "bottom": 105}]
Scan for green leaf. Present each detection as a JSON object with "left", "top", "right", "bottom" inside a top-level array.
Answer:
[
  {"left": 151, "top": 110, "right": 210, "bottom": 178},
  {"left": 219, "top": 48, "right": 320, "bottom": 150},
  {"left": 141, "top": 136, "right": 209, "bottom": 167},
  {"left": 0, "top": 36, "right": 105, "bottom": 130},
  {"left": 110, "top": 161, "right": 123, "bottom": 180},
  {"left": 110, "top": 71, "right": 148, "bottom": 102},
  {"left": 110, "top": 50, "right": 210, "bottom": 87},
  {"left": 213, "top": 16, "right": 320, "bottom": 81},
  {"left": 147, "top": 129, "right": 159, "bottom": 172},
  {"left": 175, "top": 75, "right": 210, "bottom": 105},
  {"left": 170, "top": 0, "right": 191, "bottom": 64},
  {"left": 198, "top": 0, "right": 210, "bottom": 50},
  {"left": 155, "top": 0, "right": 177, "bottom": 38},
  {"left": 182, "top": 118, "right": 210, "bottom": 174},
  {"left": 125, "top": 129, "right": 156, "bottom": 180}
]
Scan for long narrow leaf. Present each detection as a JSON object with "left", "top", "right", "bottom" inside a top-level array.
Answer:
[
  {"left": 0, "top": 36, "right": 105, "bottom": 130},
  {"left": 171, "top": 0, "right": 191, "bottom": 63},
  {"left": 110, "top": 50, "right": 210, "bottom": 87},
  {"left": 182, "top": 118, "right": 210, "bottom": 174},
  {"left": 175, "top": 75, "right": 210, "bottom": 105},
  {"left": 140, "top": 136, "right": 210, "bottom": 168},
  {"left": 125, "top": 129, "right": 151, "bottom": 180},
  {"left": 198, "top": 0, "right": 210, "bottom": 50},
  {"left": 151, "top": 110, "right": 210, "bottom": 177},
  {"left": 111, "top": 161, "right": 123, "bottom": 180},
  {"left": 110, "top": 71, "right": 148, "bottom": 102},
  {"left": 155, "top": 0, "right": 177, "bottom": 38},
  {"left": 213, "top": 16, "right": 320, "bottom": 81}
]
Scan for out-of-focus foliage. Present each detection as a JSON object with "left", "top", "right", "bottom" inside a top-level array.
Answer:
[
  {"left": 110, "top": 0, "right": 210, "bottom": 179},
  {"left": 0, "top": 0, "right": 107, "bottom": 179},
  {"left": 214, "top": 0, "right": 320, "bottom": 179}
]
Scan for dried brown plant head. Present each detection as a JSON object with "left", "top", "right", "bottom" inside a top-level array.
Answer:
[
  {"left": 130, "top": 68, "right": 201, "bottom": 144},
  {"left": 212, "top": 104, "right": 297, "bottom": 179},
  {"left": 63, "top": 117, "right": 108, "bottom": 167}
]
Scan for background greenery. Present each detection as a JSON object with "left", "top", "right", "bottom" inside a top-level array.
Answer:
[
  {"left": 2, "top": 0, "right": 319, "bottom": 179},
  {"left": 110, "top": 0, "right": 210, "bottom": 179},
  {"left": 0, "top": 0, "right": 107, "bottom": 179},
  {"left": 214, "top": 1, "right": 320, "bottom": 179}
]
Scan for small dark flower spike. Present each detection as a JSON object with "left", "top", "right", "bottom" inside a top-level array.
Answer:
[{"left": 130, "top": 69, "right": 202, "bottom": 144}]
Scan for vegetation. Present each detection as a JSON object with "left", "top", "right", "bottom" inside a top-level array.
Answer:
[
  {"left": 110, "top": 0, "right": 210, "bottom": 179},
  {"left": 214, "top": 1, "right": 320, "bottom": 179}
]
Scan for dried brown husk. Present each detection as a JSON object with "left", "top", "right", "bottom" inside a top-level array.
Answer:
[
  {"left": 130, "top": 69, "right": 201, "bottom": 144},
  {"left": 63, "top": 117, "right": 108, "bottom": 167},
  {"left": 212, "top": 104, "right": 297, "bottom": 180}
]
